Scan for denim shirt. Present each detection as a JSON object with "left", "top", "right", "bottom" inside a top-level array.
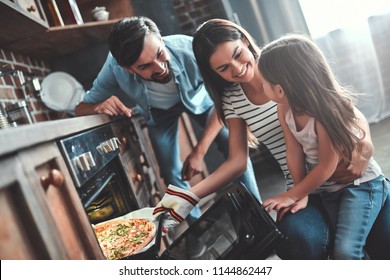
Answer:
[{"left": 83, "top": 34, "right": 213, "bottom": 124}]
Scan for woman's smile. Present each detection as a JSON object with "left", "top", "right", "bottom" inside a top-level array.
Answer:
[{"left": 235, "top": 63, "right": 249, "bottom": 79}]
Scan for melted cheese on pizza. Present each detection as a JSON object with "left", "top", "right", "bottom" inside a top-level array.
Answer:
[{"left": 94, "top": 219, "right": 155, "bottom": 260}]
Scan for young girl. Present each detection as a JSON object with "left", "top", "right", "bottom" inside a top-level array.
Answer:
[{"left": 259, "top": 34, "right": 388, "bottom": 259}]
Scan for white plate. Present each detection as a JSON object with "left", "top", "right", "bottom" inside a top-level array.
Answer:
[{"left": 40, "top": 72, "right": 85, "bottom": 112}]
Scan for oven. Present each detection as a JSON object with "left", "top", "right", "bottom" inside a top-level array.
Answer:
[
  {"left": 58, "top": 123, "right": 284, "bottom": 260},
  {"left": 124, "top": 183, "right": 285, "bottom": 260},
  {"left": 58, "top": 124, "right": 139, "bottom": 225},
  {"left": 161, "top": 183, "right": 285, "bottom": 259}
]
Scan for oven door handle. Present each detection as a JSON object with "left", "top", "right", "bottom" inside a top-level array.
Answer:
[{"left": 83, "top": 172, "right": 115, "bottom": 208}]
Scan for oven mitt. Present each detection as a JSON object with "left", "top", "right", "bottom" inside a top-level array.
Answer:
[{"left": 152, "top": 184, "right": 200, "bottom": 229}]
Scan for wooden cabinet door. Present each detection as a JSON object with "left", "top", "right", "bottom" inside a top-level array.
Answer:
[
  {"left": 130, "top": 115, "right": 167, "bottom": 199},
  {"left": 18, "top": 142, "right": 103, "bottom": 259},
  {"left": 112, "top": 117, "right": 165, "bottom": 206},
  {"left": 0, "top": 156, "right": 66, "bottom": 259}
]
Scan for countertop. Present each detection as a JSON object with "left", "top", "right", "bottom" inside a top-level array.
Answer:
[{"left": 0, "top": 114, "right": 111, "bottom": 157}]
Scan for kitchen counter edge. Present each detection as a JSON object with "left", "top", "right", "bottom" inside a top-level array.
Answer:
[{"left": 0, "top": 114, "right": 112, "bottom": 157}]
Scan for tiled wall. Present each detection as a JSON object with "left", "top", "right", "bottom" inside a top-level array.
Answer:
[{"left": 0, "top": 49, "right": 62, "bottom": 123}]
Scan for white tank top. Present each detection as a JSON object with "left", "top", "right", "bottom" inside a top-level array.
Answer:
[{"left": 285, "top": 109, "right": 382, "bottom": 192}]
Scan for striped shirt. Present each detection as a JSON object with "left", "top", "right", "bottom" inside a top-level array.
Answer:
[{"left": 222, "top": 83, "right": 292, "bottom": 188}]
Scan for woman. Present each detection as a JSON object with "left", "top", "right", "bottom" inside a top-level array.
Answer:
[{"left": 154, "top": 19, "right": 390, "bottom": 259}]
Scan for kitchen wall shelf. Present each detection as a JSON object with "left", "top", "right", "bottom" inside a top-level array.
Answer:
[
  {"left": 4, "top": 19, "right": 119, "bottom": 60},
  {"left": 0, "top": 0, "right": 49, "bottom": 47},
  {"left": 1, "top": 0, "right": 134, "bottom": 61}
]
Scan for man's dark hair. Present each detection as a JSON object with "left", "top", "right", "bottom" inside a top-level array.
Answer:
[{"left": 109, "top": 16, "right": 160, "bottom": 67}]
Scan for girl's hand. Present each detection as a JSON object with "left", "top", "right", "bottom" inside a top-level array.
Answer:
[
  {"left": 262, "top": 193, "right": 297, "bottom": 213},
  {"left": 330, "top": 149, "right": 369, "bottom": 183},
  {"left": 276, "top": 195, "right": 309, "bottom": 221}
]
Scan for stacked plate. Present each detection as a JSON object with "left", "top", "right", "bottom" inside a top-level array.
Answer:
[
  {"left": 40, "top": 72, "right": 85, "bottom": 113},
  {"left": 0, "top": 107, "right": 10, "bottom": 129}
]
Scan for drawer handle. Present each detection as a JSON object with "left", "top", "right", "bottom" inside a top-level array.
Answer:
[
  {"left": 132, "top": 173, "right": 143, "bottom": 183},
  {"left": 27, "top": 6, "right": 36, "bottom": 13},
  {"left": 40, "top": 169, "right": 64, "bottom": 189}
]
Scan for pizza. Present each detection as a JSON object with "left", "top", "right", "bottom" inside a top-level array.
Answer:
[{"left": 93, "top": 218, "right": 156, "bottom": 260}]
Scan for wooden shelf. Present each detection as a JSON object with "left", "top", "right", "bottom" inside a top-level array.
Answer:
[
  {"left": 3, "top": 18, "right": 120, "bottom": 61},
  {"left": 1, "top": 0, "right": 134, "bottom": 61},
  {"left": 0, "top": 0, "right": 49, "bottom": 47}
]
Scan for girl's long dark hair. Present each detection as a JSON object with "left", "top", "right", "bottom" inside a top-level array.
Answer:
[{"left": 259, "top": 34, "right": 364, "bottom": 161}]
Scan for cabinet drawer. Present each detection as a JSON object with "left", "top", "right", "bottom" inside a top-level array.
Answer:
[{"left": 18, "top": 142, "right": 103, "bottom": 259}]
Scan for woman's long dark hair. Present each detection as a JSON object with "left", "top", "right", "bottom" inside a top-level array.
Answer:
[
  {"left": 193, "top": 19, "right": 261, "bottom": 124},
  {"left": 259, "top": 34, "right": 364, "bottom": 161}
]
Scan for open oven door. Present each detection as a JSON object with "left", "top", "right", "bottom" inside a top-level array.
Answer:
[{"left": 160, "top": 183, "right": 285, "bottom": 260}]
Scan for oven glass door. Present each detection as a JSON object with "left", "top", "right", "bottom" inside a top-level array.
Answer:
[
  {"left": 161, "top": 184, "right": 284, "bottom": 260},
  {"left": 83, "top": 157, "right": 139, "bottom": 225}
]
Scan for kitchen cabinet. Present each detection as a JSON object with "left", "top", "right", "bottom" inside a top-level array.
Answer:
[
  {"left": 0, "top": 156, "right": 62, "bottom": 259},
  {"left": 0, "top": 0, "right": 49, "bottom": 46},
  {"left": 111, "top": 115, "right": 166, "bottom": 208},
  {"left": 0, "top": 113, "right": 218, "bottom": 259},
  {"left": 111, "top": 114, "right": 216, "bottom": 210},
  {"left": 0, "top": 0, "right": 134, "bottom": 60},
  {"left": 0, "top": 115, "right": 108, "bottom": 259},
  {"left": 0, "top": 141, "right": 103, "bottom": 259}
]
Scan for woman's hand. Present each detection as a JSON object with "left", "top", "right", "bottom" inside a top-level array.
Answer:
[
  {"left": 181, "top": 149, "right": 205, "bottom": 181},
  {"left": 152, "top": 184, "right": 199, "bottom": 228}
]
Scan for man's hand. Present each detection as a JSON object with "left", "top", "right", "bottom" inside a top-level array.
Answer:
[
  {"left": 94, "top": 96, "right": 132, "bottom": 117},
  {"left": 181, "top": 148, "right": 205, "bottom": 181}
]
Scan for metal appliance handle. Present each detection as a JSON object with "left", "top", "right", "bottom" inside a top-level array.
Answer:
[{"left": 82, "top": 172, "right": 115, "bottom": 208}]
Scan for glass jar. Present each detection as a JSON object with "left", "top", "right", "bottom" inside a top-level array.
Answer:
[{"left": 6, "top": 101, "right": 34, "bottom": 126}]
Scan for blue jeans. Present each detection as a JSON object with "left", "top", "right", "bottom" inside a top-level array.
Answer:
[
  {"left": 319, "top": 175, "right": 388, "bottom": 259},
  {"left": 147, "top": 102, "right": 260, "bottom": 221},
  {"left": 276, "top": 194, "right": 330, "bottom": 259},
  {"left": 366, "top": 178, "right": 390, "bottom": 259},
  {"left": 276, "top": 177, "right": 390, "bottom": 259}
]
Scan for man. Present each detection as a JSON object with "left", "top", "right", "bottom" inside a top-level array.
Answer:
[{"left": 75, "top": 16, "right": 260, "bottom": 222}]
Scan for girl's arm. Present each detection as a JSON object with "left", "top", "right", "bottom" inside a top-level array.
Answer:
[
  {"left": 277, "top": 104, "right": 306, "bottom": 185},
  {"left": 263, "top": 117, "right": 339, "bottom": 212},
  {"left": 263, "top": 105, "right": 306, "bottom": 212},
  {"left": 190, "top": 117, "right": 250, "bottom": 198},
  {"left": 286, "top": 121, "right": 340, "bottom": 201}
]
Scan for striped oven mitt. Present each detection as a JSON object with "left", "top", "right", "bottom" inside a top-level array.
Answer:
[{"left": 152, "top": 184, "right": 200, "bottom": 229}]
